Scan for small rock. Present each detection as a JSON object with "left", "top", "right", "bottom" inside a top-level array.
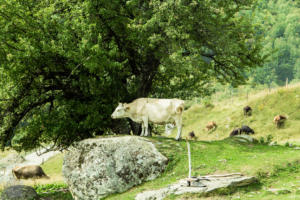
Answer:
[
  {"left": 0, "top": 185, "right": 39, "bottom": 200},
  {"left": 268, "top": 141, "right": 278, "bottom": 146},
  {"left": 233, "top": 135, "right": 257, "bottom": 143},
  {"left": 267, "top": 188, "right": 291, "bottom": 195}
]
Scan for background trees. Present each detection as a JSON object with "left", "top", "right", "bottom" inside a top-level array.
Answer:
[
  {"left": 0, "top": 0, "right": 264, "bottom": 151},
  {"left": 251, "top": 0, "right": 300, "bottom": 85}
]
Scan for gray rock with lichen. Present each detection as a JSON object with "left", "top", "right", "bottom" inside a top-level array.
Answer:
[
  {"left": 62, "top": 136, "right": 168, "bottom": 200},
  {"left": 0, "top": 185, "right": 39, "bottom": 200}
]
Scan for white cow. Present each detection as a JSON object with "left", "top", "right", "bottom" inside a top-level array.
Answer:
[{"left": 111, "top": 98, "right": 184, "bottom": 140}]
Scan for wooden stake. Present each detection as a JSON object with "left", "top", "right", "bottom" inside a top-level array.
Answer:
[{"left": 187, "top": 140, "right": 192, "bottom": 179}]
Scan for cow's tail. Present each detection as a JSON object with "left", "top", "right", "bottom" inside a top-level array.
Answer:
[
  {"left": 175, "top": 102, "right": 184, "bottom": 114},
  {"left": 44, "top": 175, "right": 50, "bottom": 179}
]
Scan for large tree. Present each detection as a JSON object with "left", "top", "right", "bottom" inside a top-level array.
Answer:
[{"left": 0, "top": 0, "right": 264, "bottom": 151}]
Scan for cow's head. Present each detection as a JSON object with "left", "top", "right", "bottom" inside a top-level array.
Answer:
[
  {"left": 111, "top": 103, "right": 130, "bottom": 119},
  {"left": 12, "top": 168, "right": 20, "bottom": 179}
]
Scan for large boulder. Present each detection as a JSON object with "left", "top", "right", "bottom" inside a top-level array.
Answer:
[
  {"left": 0, "top": 185, "right": 39, "bottom": 200},
  {"left": 63, "top": 136, "right": 168, "bottom": 200}
]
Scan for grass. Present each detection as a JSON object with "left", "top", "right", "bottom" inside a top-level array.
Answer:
[
  {"left": 104, "top": 137, "right": 300, "bottom": 200},
  {"left": 3, "top": 84, "right": 300, "bottom": 199},
  {"left": 34, "top": 183, "right": 73, "bottom": 200},
  {"left": 177, "top": 84, "right": 300, "bottom": 144},
  {"left": 165, "top": 160, "right": 300, "bottom": 200},
  {"left": 20, "top": 153, "right": 65, "bottom": 186},
  {"left": 0, "top": 153, "right": 70, "bottom": 199}
]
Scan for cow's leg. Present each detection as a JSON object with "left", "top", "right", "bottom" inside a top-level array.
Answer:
[
  {"left": 174, "top": 116, "right": 182, "bottom": 140},
  {"left": 140, "top": 123, "right": 145, "bottom": 136},
  {"left": 143, "top": 117, "right": 150, "bottom": 136}
]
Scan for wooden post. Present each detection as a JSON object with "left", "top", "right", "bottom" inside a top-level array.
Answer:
[
  {"left": 286, "top": 77, "right": 288, "bottom": 88},
  {"left": 187, "top": 140, "right": 192, "bottom": 179}
]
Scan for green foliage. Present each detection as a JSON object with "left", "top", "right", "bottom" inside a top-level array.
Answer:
[
  {"left": 259, "top": 134, "right": 273, "bottom": 145},
  {"left": 259, "top": 136, "right": 265, "bottom": 144},
  {"left": 0, "top": 0, "right": 265, "bottom": 151},
  {"left": 202, "top": 98, "right": 214, "bottom": 108},
  {"left": 34, "top": 183, "right": 68, "bottom": 194},
  {"left": 34, "top": 183, "right": 73, "bottom": 200},
  {"left": 251, "top": 0, "right": 300, "bottom": 85}
]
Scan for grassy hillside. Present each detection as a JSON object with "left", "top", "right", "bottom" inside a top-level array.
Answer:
[
  {"left": 179, "top": 84, "right": 300, "bottom": 144},
  {"left": 9, "top": 137, "right": 300, "bottom": 200},
  {"left": 3, "top": 84, "right": 300, "bottom": 199},
  {"left": 105, "top": 137, "right": 300, "bottom": 200}
]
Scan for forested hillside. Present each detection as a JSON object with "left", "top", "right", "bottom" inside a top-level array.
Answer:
[{"left": 251, "top": 0, "right": 300, "bottom": 86}]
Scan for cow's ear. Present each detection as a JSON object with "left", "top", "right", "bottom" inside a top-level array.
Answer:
[{"left": 124, "top": 105, "right": 130, "bottom": 111}]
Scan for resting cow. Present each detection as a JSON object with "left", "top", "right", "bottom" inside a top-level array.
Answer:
[
  {"left": 111, "top": 98, "right": 184, "bottom": 140},
  {"left": 229, "top": 128, "right": 241, "bottom": 137},
  {"left": 12, "top": 165, "right": 49, "bottom": 179},
  {"left": 240, "top": 125, "right": 255, "bottom": 134},
  {"left": 229, "top": 125, "right": 254, "bottom": 137}
]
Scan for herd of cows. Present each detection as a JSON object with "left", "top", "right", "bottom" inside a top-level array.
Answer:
[
  {"left": 112, "top": 98, "right": 288, "bottom": 141},
  {"left": 188, "top": 104, "right": 287, "bottom": 140},
  {"left": 9, "top": 98, "right": 288, "bottom": 180}
]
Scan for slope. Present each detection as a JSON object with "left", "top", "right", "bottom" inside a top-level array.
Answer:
[{"left": 180, "top": 84, "right": 300, "bottom": 144}]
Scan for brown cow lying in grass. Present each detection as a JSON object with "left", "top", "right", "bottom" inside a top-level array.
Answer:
[
  {"left": 12, "top": 165, "right": 49, "bottom": 179},
  {"left": 206, "top": 121, "right": 217, "bottom": 131},
  {"left": 274, "top": 115, "right": 287, "bottom": 128}
]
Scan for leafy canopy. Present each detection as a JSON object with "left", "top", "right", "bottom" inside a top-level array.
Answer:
[
  {"left": 0, "top": 0, "right": 264, "bottom": 151},
  {"left": 251, "top": 0, "right": 300, "bottom": 85}
]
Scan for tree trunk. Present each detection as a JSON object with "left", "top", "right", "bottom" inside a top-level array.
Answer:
[{"left": 128, "top": 119, "right": 142, "bottom": 135}]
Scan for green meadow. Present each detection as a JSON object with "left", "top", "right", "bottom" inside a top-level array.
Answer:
[{"left": 3, "top": 85, "right": 300, "bottom": 199}]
